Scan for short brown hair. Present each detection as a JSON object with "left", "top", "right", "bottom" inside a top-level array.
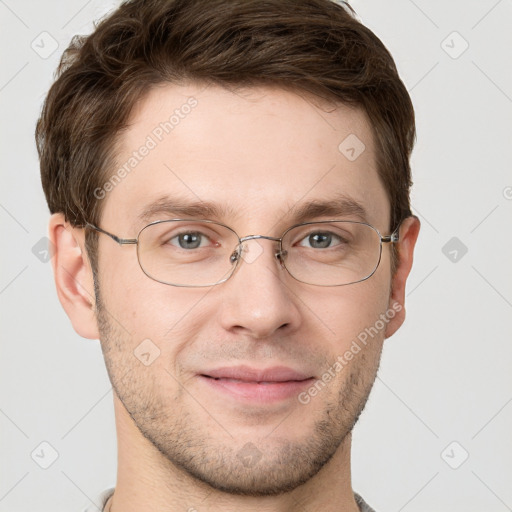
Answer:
[{"left": 36, "top": 0, "right": 415, "bottom": 272}]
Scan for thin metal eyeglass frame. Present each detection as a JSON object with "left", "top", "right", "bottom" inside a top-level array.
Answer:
[{"left": 84, "top": 219, "right": 400, "bottom": 287}]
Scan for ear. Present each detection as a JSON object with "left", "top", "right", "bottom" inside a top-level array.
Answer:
[
  {"left": 48, "top": 213, "right": 100, "bottom": 340},
  {"left": 384, "top": 215, "right": 421, "bottom": 339}
]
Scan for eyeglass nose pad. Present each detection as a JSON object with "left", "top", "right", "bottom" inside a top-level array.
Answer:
[
  {"left": 230, "top": 244, "right": 286, "bottom": 266},
  {"left": 230, "top": 245, "right": 242, "bottom": 264},
  {"left": 275, "top": 248, "right": 287, "bottom": 266}
]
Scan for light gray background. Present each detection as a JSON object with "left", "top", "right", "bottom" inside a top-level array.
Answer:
[{"left": 1, "top": 0, "right": 511, "bottom": 511}]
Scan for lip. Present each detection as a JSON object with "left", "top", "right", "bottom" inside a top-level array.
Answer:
[
  {"left": 201, "top": 365, "right": 313, "bottom": 382},
  {"left": 198, "top": 365, "right": 315, "bottom": 403}
]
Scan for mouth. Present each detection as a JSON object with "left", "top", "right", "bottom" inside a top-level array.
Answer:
[
  {"left": 198, "top": 366, "right": 315, "bottom": 403},
  {"left": 204, "top": 376, "right": 309, "bottom": 385}
]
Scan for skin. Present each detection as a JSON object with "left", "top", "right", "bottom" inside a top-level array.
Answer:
[{"left": 49, "top": 83, "right": 420, "bottom": 512}]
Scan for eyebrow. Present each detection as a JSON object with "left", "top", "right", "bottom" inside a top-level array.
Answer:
[
  {"left": 286, "top": 193, "right": 368, "bottom": 224},
  {"left": 137, "top": 196, "right": 238, "bottom": 226},
  {"left": 136, "top": 192, "right": 369, "bottom": 227}
]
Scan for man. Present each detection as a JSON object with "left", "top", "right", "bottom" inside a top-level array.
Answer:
[{"left": 36, "top": 0, "right": 420, "bottom": 510}]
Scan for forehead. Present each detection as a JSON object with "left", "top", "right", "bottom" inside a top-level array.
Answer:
[{"left": 101, "top": 83, "right": 389, "bottom": 232}]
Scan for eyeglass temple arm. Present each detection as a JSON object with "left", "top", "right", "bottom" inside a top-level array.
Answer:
[
  {"left": 381, "top": 228, "right": 400, "bottom": 244},
  {"left": 85, "top": 223, "right": 137, "bottom": 245}
]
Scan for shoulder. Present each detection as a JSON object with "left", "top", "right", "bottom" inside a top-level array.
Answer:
[
  {"left": 354, "top": 492, "right": 377, "bottom": 512},
  {"left": 82, "top": 487, "right": 115, "bottom": 512}
]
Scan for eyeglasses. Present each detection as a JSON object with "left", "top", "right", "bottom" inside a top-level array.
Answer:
[{"left": 85, "top": 219, "right": 399, "bottom": 287}]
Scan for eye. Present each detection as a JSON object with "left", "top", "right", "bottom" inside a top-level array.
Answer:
[
  {"left": 168, "top": 231, "right": 212, "bottom": 250},
  {"left": 297, "top": 231, "right": 344, "bottom": 249}
]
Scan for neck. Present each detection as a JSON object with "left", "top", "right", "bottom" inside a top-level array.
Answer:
[{"left": 108, "top": 395, "right": 361, "bottom": 512}]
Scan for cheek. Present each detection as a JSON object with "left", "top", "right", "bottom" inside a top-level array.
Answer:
[
  {"left": 98, "top": 259, "right": 212, "bottom": 359},
  {"left": 312, "top": 276, "right": 389, "bottom": 328},
  {"left": 299, "top": 274, "right": 391, "bottom": 354}
]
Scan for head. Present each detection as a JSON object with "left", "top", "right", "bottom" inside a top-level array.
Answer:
[{"left": 37, "top": 0, "right": 420, "bottom": 498}]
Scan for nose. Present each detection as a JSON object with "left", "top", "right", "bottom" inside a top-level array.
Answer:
[{"left": 218, "top": 238, "right": 302, "bottom": 339}]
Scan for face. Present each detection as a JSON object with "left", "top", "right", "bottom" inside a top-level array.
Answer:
[{"left": 94, "top": 83, "right": 396, "bottom": 495}]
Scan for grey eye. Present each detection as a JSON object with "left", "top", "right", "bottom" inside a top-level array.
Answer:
[
  {"left": 170, "top": 232, "right": 207, "bottom": 249},
  {"left": 299, "top": 232, "right": 342, "bottom": 249}
]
